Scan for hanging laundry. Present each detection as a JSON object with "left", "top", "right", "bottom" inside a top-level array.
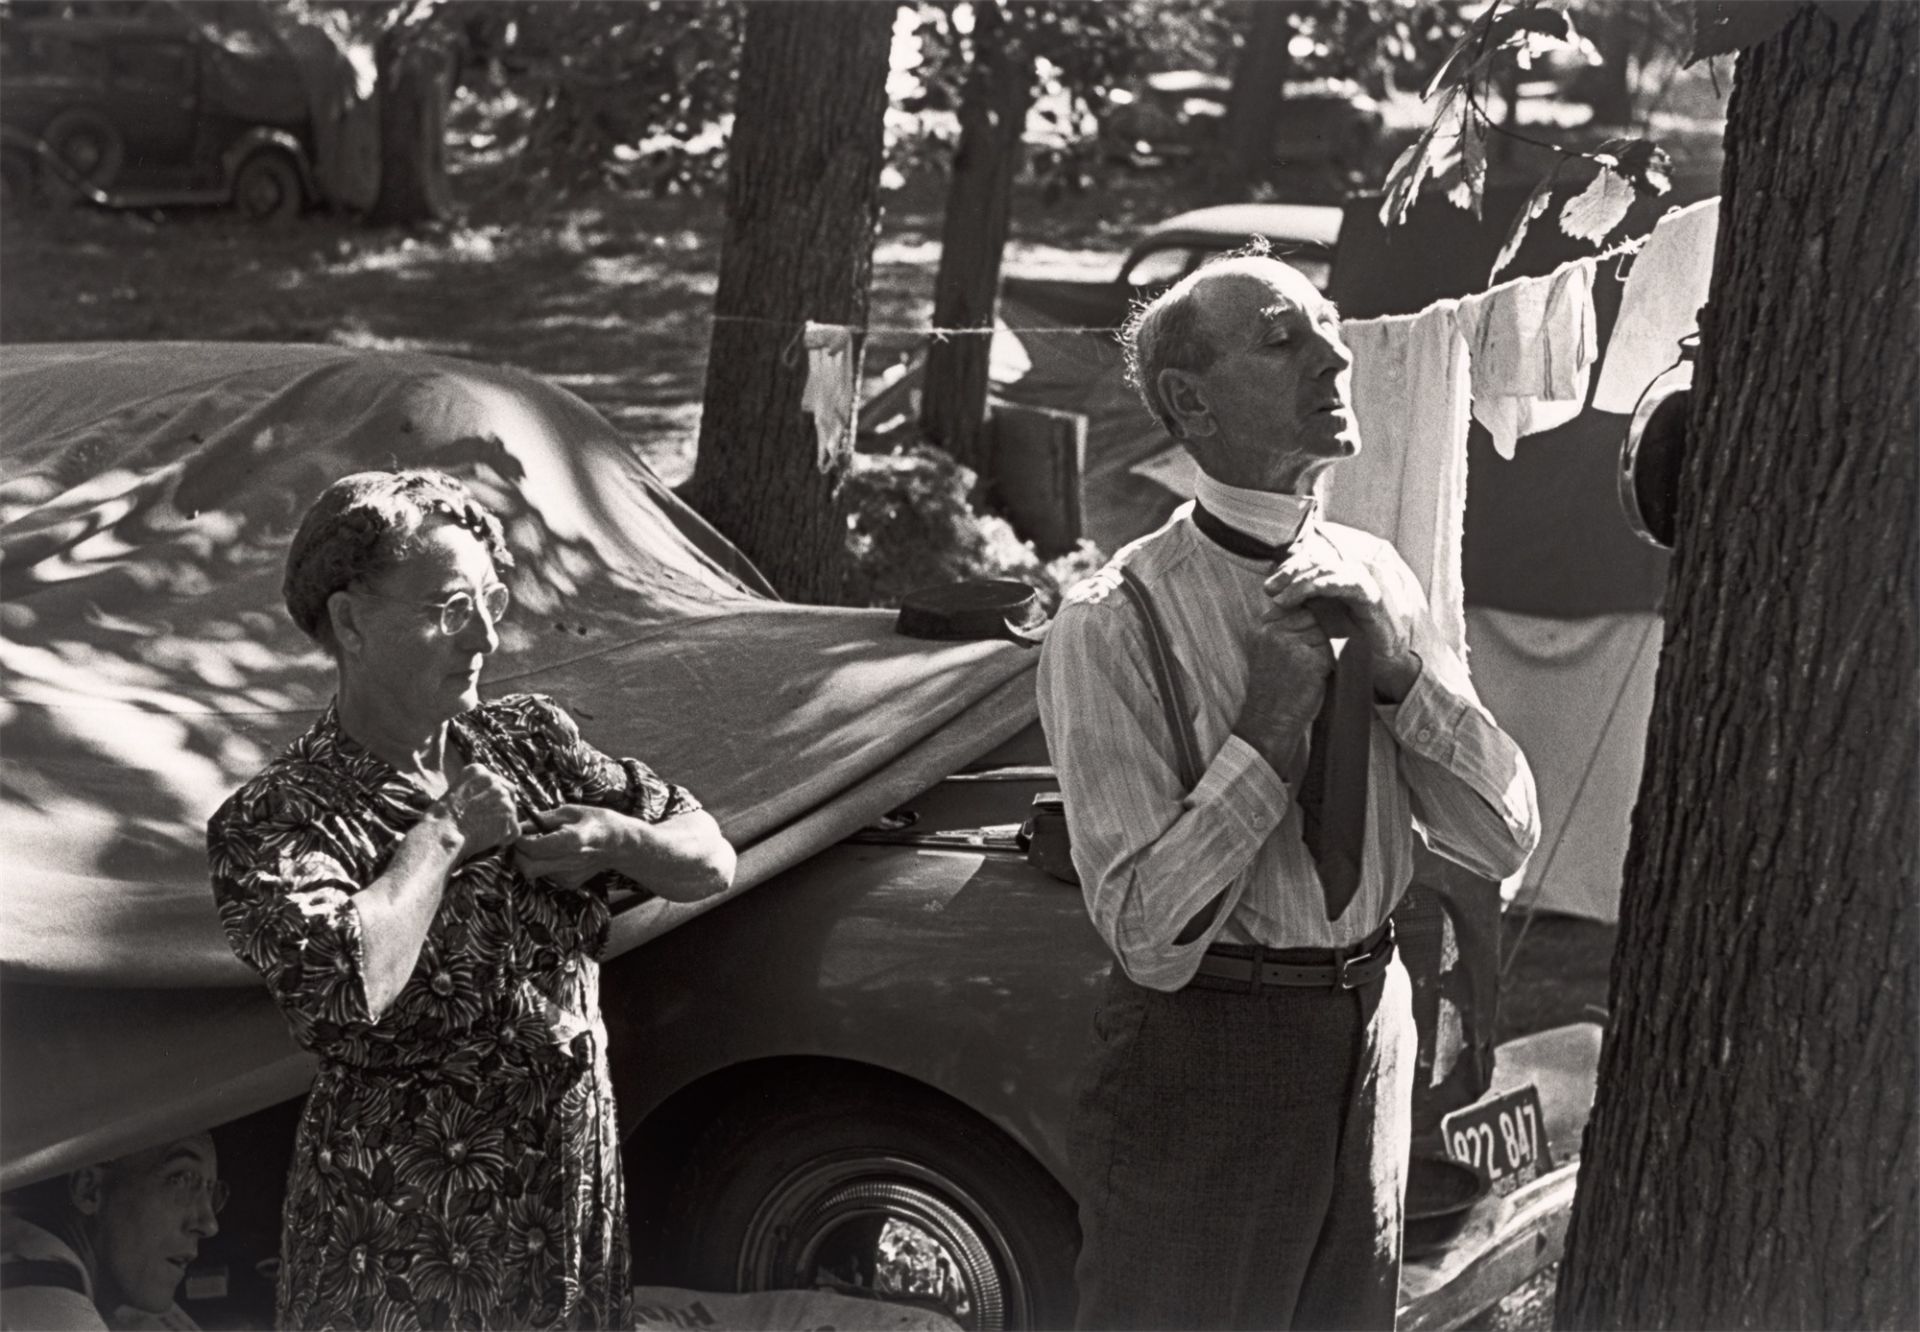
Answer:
[
  {"left": 798, "top": 321, "right": 857, "bottom": 473},
  {"left": 1463, "top": 607, "right": 1663, "bottom": 924},
  {"left": 1456, "top": 257, "right": 1599, "bottom": 459},
  {"left": 1322, "top": 300, "right": 1472, "bottom": 658},
  {"left": 1593, "top": 197, "right": 1720, "bottom": 414}
]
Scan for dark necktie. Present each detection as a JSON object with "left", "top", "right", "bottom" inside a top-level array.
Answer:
[{"left": 1193, "top": 503, "right": 1372, "bottom": 922}]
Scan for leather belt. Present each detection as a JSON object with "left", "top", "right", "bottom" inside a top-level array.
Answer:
[{"left": 1188, "top": 922, "right": 1396, "bottom": 993}]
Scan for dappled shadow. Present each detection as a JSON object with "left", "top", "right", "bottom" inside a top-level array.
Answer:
[
  {"left": 1, "top": 342, "right": 1035, "bottom": 989},
  {"left": 1, "top": 173, "right": 1186, "bottom": 491}
]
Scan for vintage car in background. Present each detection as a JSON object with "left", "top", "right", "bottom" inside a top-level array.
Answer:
[
  {"left": 1100, "top": 69, "right": 1386, "bottom": 199},
  {"left": 1, "top": 341, "right": 1587, "bottom": 1331},
  {"left": 0, "top": 13, "right": 323, "bottom": 220}
]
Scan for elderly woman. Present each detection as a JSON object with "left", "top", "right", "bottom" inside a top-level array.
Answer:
[{"left": 207, "top": 470, "right": 735, "bottom": 1331}]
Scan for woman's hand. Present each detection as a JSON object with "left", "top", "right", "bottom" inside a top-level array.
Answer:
[
  {"left": 434, "top": 764, "right": 521, "bottom": 858},
  {"left": 514, "top": 804, "right": 628, "bottom": 888},
  {"left": 517, "top": 805, "right": 737, "bottom": 903}
]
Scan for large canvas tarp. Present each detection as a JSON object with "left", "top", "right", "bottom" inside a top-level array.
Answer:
[{"left": 0, "top": 343, "right": 1037, "bottom": 1186}]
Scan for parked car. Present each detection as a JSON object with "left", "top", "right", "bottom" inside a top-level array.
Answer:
[
  {"left": 0, "top": 14, "right": 318, "bottom": 220},
  {"left": 0, "top": 341, "right": 1578, "bottom": 1331},
  {"left": 1100, "top": 69, "right": 1386, "bottom": 197}
]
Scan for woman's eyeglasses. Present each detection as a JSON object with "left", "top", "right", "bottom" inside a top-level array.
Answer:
[
  {"left": 158, "top": 1168, "right": 230, "bottom": 1214},
  {"left": 355, "top": 583, "right": 511, "bottom": 636}
]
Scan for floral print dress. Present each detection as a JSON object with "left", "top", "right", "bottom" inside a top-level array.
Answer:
[{"left": 209, "top": 693, "right": 700, "bottom": 1332}]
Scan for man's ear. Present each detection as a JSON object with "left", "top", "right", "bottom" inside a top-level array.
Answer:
[
  {"left": 68, "top": 1166, "right": 107, "bottom": 1217},
  {"left": 326, "top": 590, "right": 364, "bottom": 656},
  {"left": 1158, "top": 368, "right": 1215, "bottom": 439}
]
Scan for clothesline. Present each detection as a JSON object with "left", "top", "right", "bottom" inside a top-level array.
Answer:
[{"left": 710, "top": 232, "right": 1652, "bottom": 347}]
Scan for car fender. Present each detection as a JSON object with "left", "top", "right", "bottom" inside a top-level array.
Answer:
[{"left": 601, "top": 838, "right": 1113, "bottom": 1184}]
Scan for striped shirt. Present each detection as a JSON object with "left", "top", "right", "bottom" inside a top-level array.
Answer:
[{"left": 1036, "top": 505, "right": 1540, "bottom": 991}]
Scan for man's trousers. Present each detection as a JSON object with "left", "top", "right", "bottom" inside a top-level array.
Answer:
[{"left": 1068, "top": 954, "right": 1416, "bottom": 1331}]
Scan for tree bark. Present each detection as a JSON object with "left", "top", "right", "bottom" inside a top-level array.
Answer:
[
  {"left": 1555, "top": 6, "right": 1917, "bottom": 1329},
  {"left": 1205, "top": 0, "right": 1297, "bottom": 203},
  {"left": 681, "top": 0, "right": 894, "bottom": 604},
  {"left": 369, "top": 30, "right": 454, "bottom": 225},
  {"left": 918, "top": 0, "right": 1034, "bottom": 483}
]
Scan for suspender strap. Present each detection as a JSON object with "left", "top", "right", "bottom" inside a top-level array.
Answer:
[
  {"left": 1118, "top": 566, "right": 1202, "bottom": 791},
  {"left": 1119, "top": 565, "right": 1226, "bottom": 944}
]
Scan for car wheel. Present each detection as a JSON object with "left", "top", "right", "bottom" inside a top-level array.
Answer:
[
  {"left": 232, "top": 151, "right": 303, "bottom": 224},
  {"left": 42, "top": 108, "right": 124, "bottom": 197},
  {"left": 666, "top": 1080, "right": 1080, "bottom": 1331}
]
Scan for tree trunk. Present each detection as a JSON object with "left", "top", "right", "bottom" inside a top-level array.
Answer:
[
  {"left": 1555, "top": 6, "right": 1916, "bottom": 1329},
  {"left": 1205, "top": 0, "right": 1296, "bottom": 202},
  {"left": 681, "top": 0, "right": 894, "bottom": 604},
  {"left": 918, "top": 0, "right": 1034, "bottom": 483},
  {"left": 1585, "top": 1, "right": 1638, "bottom": 127},
  {"left": 369, "top": 30, "right": 454, "bottom": 225}
]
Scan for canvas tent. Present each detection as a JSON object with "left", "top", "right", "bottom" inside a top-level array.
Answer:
[{"left": 0, "top": 342, "right": 1038, "bottom": 1188}]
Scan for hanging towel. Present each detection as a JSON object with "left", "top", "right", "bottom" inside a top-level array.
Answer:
[
  {"left": 1463, "top": 606, "right": 1663, "bottom": 924},
  {"left": 799, "top": 321, "right": 857, "bottom": 473},
  {"left": 1593, "top": 198, "right": 1720, "bottom": 413},
  {"left": 1456, "top": 258, "right": 1599, "bottom": 459},
  {"left": 1322, "top": 300, "right": 1471, "bottom": 658}
]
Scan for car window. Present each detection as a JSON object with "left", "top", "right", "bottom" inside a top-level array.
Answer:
[
  {"left": 16, "top": 33, "right": 109, "bottom": 81},
  {"left": 112, "top": 40, "right": 192, "bottom": 90},
  {"left": 1122, "top": 246, "right": 1196, "bottom": 288}
]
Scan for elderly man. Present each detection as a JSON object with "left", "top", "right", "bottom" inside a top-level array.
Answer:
[
  {"left": 1036, "top": 251, "right": 1539, "bottom": 1330},
  {"left": 1, "top": 1134, "right": 220, "bottom": 1331}
]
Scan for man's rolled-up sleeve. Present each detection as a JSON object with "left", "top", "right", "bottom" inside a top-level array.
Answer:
[{"left": 1037, "top": 597, "right": 1290, "bottom": 990}]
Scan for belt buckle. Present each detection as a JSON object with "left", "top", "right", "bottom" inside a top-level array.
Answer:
[
  {"left": 1336, "top": 950, "right": 1368, "bottom": 990},
  {"left": 1336, "top": 923, "right": 1393, "bottom": 989}
]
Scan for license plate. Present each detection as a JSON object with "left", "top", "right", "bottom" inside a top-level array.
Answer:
[{"left": 1441, "top": 1084, "right": 1553, "bottom": 1196}]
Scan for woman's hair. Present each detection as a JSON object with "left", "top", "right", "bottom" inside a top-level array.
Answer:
[{"left": 283, "top": 469, "right": 513, "bottom": 652}]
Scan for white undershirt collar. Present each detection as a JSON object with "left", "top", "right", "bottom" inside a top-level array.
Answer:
[{"left": 1192, "top": 472, "right": 1318, "bottom": 548}]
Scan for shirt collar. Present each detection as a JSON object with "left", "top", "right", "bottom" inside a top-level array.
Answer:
[{"left": 1192, "top": 472, "right": 1317, "bottom": 548}]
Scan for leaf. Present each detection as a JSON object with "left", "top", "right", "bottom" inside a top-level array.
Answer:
[
  {"left": 1559, "top": 166, "right": 1637, "bottom": 246},
  {"left": 1422, "top": 26, "right": 1483, "bottom": 102},
  {"left": 372, "top": 1157, "right": 395, "bottom": 1197},
  {"left": 1491, "top": 178, "right": 1555, "bottom": 280},
  {"left": 384, "top": 1275, "right": 415, "bottom": 1305},
  {"left": 1446, "top": 111, "right": 1488, "bottom": 219},
  {"left": 1380, "top": 85, "right": 1464, "bottom": 229},
  {"left": 1487, "top": 6, "right": 1573, "bottom": 53},
  {"left": 1686, "top": 0, "right": 1803, "bottom": 65}
]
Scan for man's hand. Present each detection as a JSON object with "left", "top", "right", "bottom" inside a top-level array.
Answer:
[
  {"left": 434, "top": 765, "right": 521, "bottom": 859},
  {"left": 1233, "top": 604, "right": 1333, "bottom": 782},
  {"left": 514, "top": 804, "right": 628, "bottom": 889},
  {"left": 1262, "top": 532, "right": 1423, "bottom": 700}
]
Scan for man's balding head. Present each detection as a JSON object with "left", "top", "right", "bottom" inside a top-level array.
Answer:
[{"left": 1121, "top": 251, "right": 1357, "bottom": 493}]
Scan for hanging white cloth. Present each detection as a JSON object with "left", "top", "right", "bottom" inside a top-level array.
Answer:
[
  {"left": 1455, "top": 258, "right": 1599, "bottom": 459},
  {"left": 1322, "top": 300, "right": 1472, "bottom": 658},
  {"left": 1463, "top": 606, "right": 1664, "bottom": 923},
  {"left": 1593, "top": 197, "right": 1721, "bottom": 414},
  {"left": 798, "top": 321, "right": 857, "bottom": 473}
]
